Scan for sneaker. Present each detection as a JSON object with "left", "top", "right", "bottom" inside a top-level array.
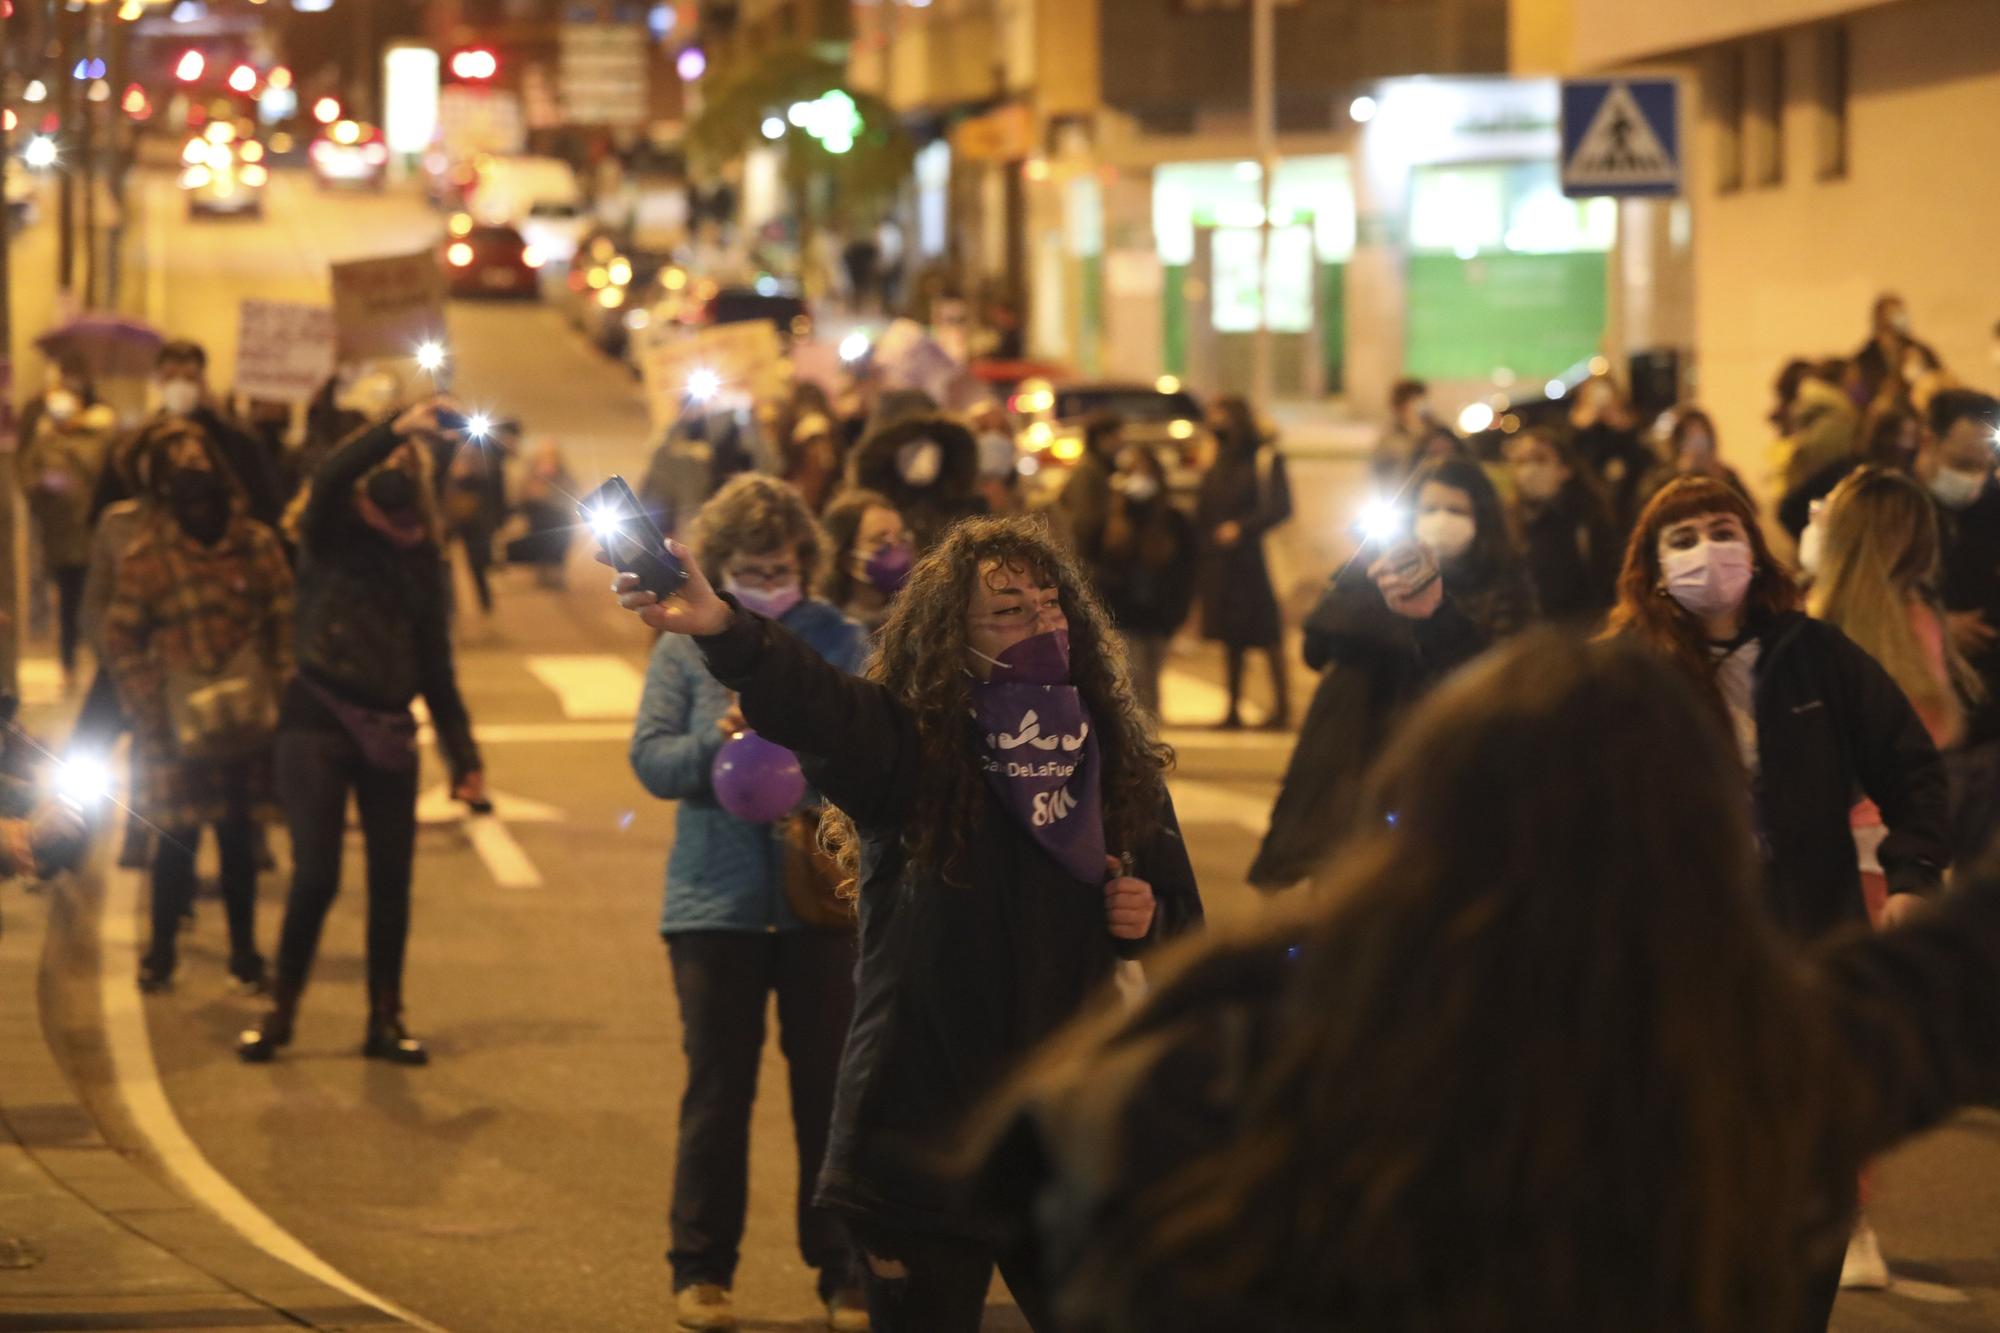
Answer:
[
  {"left": 673, "top": 1283, "right": 735, "bottom": 1331},
  {"left": 1841, "top": 1217, "right": 1891, "bottom": 1290},
  {"left": 826, "top": 1286, "right": 869, "bottom": 1332}
]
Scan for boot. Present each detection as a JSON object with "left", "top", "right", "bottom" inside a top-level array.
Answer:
[
  {"left": 362, "top": 985, "right": 428, "bottom": 1066},
  {"left": 237, "top": 978, "right": 300, "bottom": 1063}
]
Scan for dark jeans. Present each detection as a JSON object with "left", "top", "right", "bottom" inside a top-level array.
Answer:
[
  {"left": 272, "top": 725, "right": 418, "bottom": 1004},
  {"left": 52, "top": 564, "right": 85, "bottom": 674},
  {"left": 847, "top": 1219, "right": 1058, "bottom": 1333},
  {"left": 458, "top": 526, "right": 494, "bottom": 613},
  {"left": 143, "top": 816, "right": 259, "bottom": 980},
  {"left": 1225, "top": 642, "right": 1289, "bottom": 725},
  {"left": 1123, "top": 632, "right": 1168, "bottom": 720},
  {"left": 664, "top": 929, "right": 857, "bottom": 1297}
]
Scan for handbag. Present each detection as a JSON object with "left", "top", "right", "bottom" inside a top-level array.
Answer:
[
  {"left": 302, "top": 677, "right": 419, "bottom": 773},
  {"left": 158, "top": 543, "right": 280, "bottom": 763},
  {"left": 781, "top": 804, "right": 855, "bottom": 930}
]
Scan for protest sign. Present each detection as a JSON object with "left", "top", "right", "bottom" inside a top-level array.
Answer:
[{"left": 234, "top": 301, "right": 337, "bottom": 402}]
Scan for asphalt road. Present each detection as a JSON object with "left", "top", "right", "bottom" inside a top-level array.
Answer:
[{"left": 19, "top": 166, "right": 2000, "bottom": 1333}]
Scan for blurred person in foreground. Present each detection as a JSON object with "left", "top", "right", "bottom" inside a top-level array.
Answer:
[
  {"left": 612, "top": 516, "right": 1202, "bottom": 1332},
  {"left": 629, "top": 475, "right": 869, "bottom": 1332},
  {"left": 1503, "top": 428, "right": 1617, "bottom": 626},
  {"left": 985, "top": 630, "right": 2000, "bottom": 1333},
  {"left": 1095, "top": 445, "right": 1197, "bottom": 720},
  {"left": 1195, "top": 396, "right": 1292, "bottom": 730},
  {"left": 1250, "top": 458, "right": 1532, "bottom": 891},
  {"left": 239, "top": 400, "right": 486, "bottom": 1066}
]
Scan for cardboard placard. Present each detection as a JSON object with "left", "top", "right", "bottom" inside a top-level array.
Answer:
[
  {"left": 234, "top": 301, "right": 337, "bottom": 403},
  {"left": 331, "top": 251, "right": 447, "bottom": 362},
  {"left": 637, "top": 321, "right": 788, "bottom": 429}
]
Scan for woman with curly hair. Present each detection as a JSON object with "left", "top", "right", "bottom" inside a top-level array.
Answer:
[
  {"left": 629, "top": 473, "right": 870, "bottom": 1332},
  {"left": 613, "top": 514, "right": 1204, "bottom": 1332}
]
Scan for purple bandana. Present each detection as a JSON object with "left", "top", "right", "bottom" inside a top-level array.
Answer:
[{"left": 970, "top": 630, "right": 1107, "bottom": 884}]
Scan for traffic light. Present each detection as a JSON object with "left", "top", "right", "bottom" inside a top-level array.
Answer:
[
  {"left": 174, "top": 50, "right": 205, "bottom": 82},
  {"left": 449, "top": 48, "right": 499, "bottom": 81}
]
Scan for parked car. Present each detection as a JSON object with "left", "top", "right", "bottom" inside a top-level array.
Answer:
[
  {"left": 564, "top": 241, "right": 676, "bottom": 357},
  {"left": 471, "top": 154, "right": 581, "bottom": 227},
  {"left": 179, "top": 124, "right": 268, "bottom": 219},
  {"left": 309, "top": 120, "right": 388, "bottom": 191},
  {"left": 443, "top": 222, "right": 542, "bottom": 299},
  {"left": 1011, "top": 378, "right": 1213, "bottom": 504},
  {"left": 517, "top": 197, "right": 591, "bottom": 268}
]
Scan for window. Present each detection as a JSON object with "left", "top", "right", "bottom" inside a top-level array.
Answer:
[
  {"left": 1748, "top": 36, "right": 1785, "bottom": 187},
  {"left": 1709, "top": 45, "right": 1744, "bottom": 195},
  {"left": 1815, "top": 22, "right": 1849, "bottom": 180}
]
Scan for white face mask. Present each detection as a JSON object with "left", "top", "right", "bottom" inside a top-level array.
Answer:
[
  {"left": 159, "top": 379, "right": 201, "bottom": 417},
  {"left": 1661, "top": 539, "right": 1754, "bottom": 619},
  {"left": 1413, "top": 510, "right": 1476, "bottom": 562},
  {"left": 896, "top": 439, "right": 942, "bottom": 487},
  {"left": 1928, "top": 467, "right": 1987, "bottom": 511},
  {"left": 44, "top": 389, "right": 79, "bottom": 424},
  {"left": 1797, "top": 518, "right": 1826, "bottom": 576}
]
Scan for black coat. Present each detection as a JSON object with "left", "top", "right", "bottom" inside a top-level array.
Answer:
[
  {"left": 1195, "top": 446, "right": 1291, "bottom": 647},
  {"left": 95, "top": 407, "right": 286, "bottom": 530},
  {"left": 847, "top": 414, "right": 987, "bottom": 554},
  {"left": 1568, "top": 422, "right": 1654, "bottom": 540},
  {"left": 1096, "top": 496, "right": 1198, "bottom": 638},
  {"left": 697, "top": 606, "right": 1204, "bottom": 1235},
  {"left": 1249, "top": 563, "right": 1511, "bottom": 889},
  {"left": 997, "top": 861, "right": 2000, "bottom": 1333},
  {"left": 1735, "top": 612, "right": 1949, "bottom": 940},
  {"left": 1514, "top": 483, "right": 1618, "bottom": 625}
]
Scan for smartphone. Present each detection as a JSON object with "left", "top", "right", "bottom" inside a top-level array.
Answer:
[{"left": 580, "top": 476, "right": 689, "bottom": 599}]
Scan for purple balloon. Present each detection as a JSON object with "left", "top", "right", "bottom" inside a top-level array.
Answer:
[{"left": 711, "top": 729, "right": 806, "bottom": 823}]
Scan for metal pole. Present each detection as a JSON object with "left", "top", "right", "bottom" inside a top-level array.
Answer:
[
  {"left": 54, "top": 3, "right": 75, "bottom": 299},
  {"left": 80, "top": 7, "right": 99, "bottom": 309},
  {"left": 1250, "top": 0, "right": 1275, "bottom": 408}
]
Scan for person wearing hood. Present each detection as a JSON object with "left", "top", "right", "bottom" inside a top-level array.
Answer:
[
  {"left": 629, "top": 474, "right": 871, "bottom": 1332},
  {"left": 95, "top": 341, "right": 285, "bottom": 530},
  {"left": 238, "top": 400, "right": 486, "bottom": 1066},
  {"left": 102, "top": 425, "right": 294, "bottom": 994},
  {"left": 1920, "top": 390, "right": 2000, "bottom": 866},
  {"left": 611, "top": 516, "right": 1202, "bottom": 1332},
  {"left": 1250, "top": 457, "right": 1533, "bottom": 890},
  {"left": 19, "top": 356, "right": 117, "bottom": 683},
  {"left": 1095, "top": 445, "right": 1197, "bottom": 719},
  {"left": 846, "top": 411, "right": 986, "bottom": 553},
  {"left": 820, "top": 488, "right": 914, "bottom": 638},
  {"left": 1504, "top": 428, "right": 1618, "bottom": 626},
  {"left": 1194, "top": 396, "right": 1292, "bottom": 730}
]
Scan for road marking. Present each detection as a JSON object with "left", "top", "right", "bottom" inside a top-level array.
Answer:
[
  {"left": 525, "top": 655, "right": 645, "bottom": 719},
  {"left": 1167, "top": 777, "right": 1272, "bottom": 834},
  {"left": 415, "top": 785, "right": 561, "bottom": 890},
  {"left": 97, "top": 862, "right": 451, "bottom": 1333}
]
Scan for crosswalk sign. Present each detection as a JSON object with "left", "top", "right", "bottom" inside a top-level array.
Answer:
[{"left": 1561, "top": 78, "right": 1680, "bottom": 198}]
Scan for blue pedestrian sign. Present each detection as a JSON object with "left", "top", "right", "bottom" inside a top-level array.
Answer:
[{"left": 1560, "top": 78, "right": 1680, "bottom": 198}]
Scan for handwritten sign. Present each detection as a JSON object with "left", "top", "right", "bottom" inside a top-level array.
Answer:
[
  {"left": 331, "top": 251, "right": 447, "bottom": 361},
  {"left": 233, "top": 301, "right": 336, "bottom": 403},
  {"left": 636, "top": 321, "right": 788, "bottom": 429}
]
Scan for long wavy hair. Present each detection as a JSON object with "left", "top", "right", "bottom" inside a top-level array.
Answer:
[
  {"left": 821, "top": 515, "right": 1173, "bottom": 886},
  {"left": 1005, "top": 633, "right": 1847, "bottom": 1333},
  {"left": 1809, "top": 466, "right": 1979, "bottom": 743},
  {"left": 1604, "top": 477, "right": 1798, "bottom": 702}
]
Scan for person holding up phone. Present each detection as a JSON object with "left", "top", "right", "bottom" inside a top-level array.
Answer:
[
  {"left": 240, "top": 399, "right": 486, "bottom": 1066},
  {"left": 611, "top": 516, "right": 1203, "bottom": 1333},
  {"left": 1250, "top": 458, "right": 1534, "bottom": 891}
]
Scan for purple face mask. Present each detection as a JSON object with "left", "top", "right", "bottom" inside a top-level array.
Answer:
[
  {"left": 862, "top": 542, "right": 913, "bottom": 596},
  {"left": 725, "top": 579, "right": 804, "bottom": 621},
  {"left": 970, "top": 629, "right": 1105, "bottom": 883}
]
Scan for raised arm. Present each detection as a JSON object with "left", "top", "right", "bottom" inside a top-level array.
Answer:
[{"left": 301, "top": 419, "right": 400, "bottom": 550}]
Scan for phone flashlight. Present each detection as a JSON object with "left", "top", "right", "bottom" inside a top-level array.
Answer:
[
  {"left": 1354, "top": 496, "right": 1409, "bottom": 547},
  {"left": 686, "top": 368, "right": 721, "bottom": 403},
  {"left": 53, "top": 754, "right": 111, "bottom": 810}
]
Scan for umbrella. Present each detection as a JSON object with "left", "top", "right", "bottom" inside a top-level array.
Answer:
[{"left": 35, "top": 313, "right": 165, "bottom": 380}]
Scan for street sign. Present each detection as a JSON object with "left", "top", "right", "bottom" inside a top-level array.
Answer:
[
  {"left": 1560, "top": 78, "right": 1680, "bottom": 198},
  {"left": 234, "top": 301, "right": 336, "bottom": 403},
  {"left": 330, "top": 251, "right": 447, "bottom": 362}
]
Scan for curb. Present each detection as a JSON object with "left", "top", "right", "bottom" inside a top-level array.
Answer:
[{"left": 0, "top": 868, "right": 413, "bottom": 1331}]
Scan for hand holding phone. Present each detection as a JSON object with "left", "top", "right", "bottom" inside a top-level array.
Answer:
[{"left": 581, "top": 476, "right": 690, "bottom": 600}]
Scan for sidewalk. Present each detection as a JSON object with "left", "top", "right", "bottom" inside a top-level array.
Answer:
[{"left": 0, "top": 878, "right": 413, "bottom": 1332}]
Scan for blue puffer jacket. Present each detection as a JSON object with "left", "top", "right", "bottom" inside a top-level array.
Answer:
[{"left": 631, "top": 597, "right": 867, "bottom": 934}]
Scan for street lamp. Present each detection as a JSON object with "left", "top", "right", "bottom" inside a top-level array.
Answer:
[{"left": 22, "top": 136, "right": 58, "bottom": 169}]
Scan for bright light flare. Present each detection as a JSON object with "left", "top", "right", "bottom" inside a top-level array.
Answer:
[
  {"left": 415, "top": 341, "right": 448, "bottom": 373},
  {"left": 174, "top": 50, "right": 204, "bottom": 82},
  {"left": 313, "top": 96, "right": 340, "bottom": 124},
  {"left": 447, "top": 242, "right": 474, "bottom": 267},
  {"left": 838, "top": 330, "right": 871, "bottom": 362},
  {"left": 240, "top": 163, "right": 267, "bottom": 186},
  {"left": 23, "top": 136, "right": 58, "bottom": 169},
  {"left": 588, "top": 505, "right": 622, "bottom": 541},
  {"left": 227, "top": 64, "right": 257, "bottom": 94},
  {"left": 685, "top": 368, "right": 721, "bottom": 402},
  {"left": 462, "top": 412, "right": 493, "bottom": 439},
  {"left": 1355, "top": 495, "right": 1407, "bottom": 546},
  {"left": 1457, "top": 402, "right": 1496, "bottom": 434},
  {"left": 54, "top": 754, "right": 111, "bottom": 808}
]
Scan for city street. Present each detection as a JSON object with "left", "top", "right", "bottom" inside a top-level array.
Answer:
[{"left": 13, "top": 168, "right": 2000, "bottom": 1332}]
